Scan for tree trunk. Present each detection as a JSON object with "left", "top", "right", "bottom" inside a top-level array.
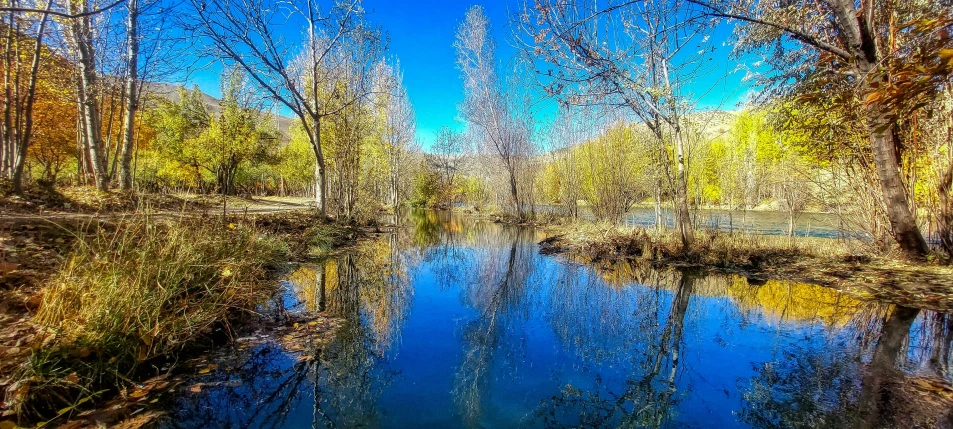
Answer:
[
  {"left": 391, "top": 167, "right": 399, "bottom": 208},
  {"left": 2, "top": 9, "right": 14, "bottom": 179},
  {"left": 508, "top": 169, "right": 521, "bottom": 219},
  {"left": 673, "top": 126, "right": 694, "bottom": 248},
  {"left": 310, "top": 117, "right": 328, "bottom": 217},
  {"left": 860, "top": 306, "right": 920, "bottom": 427},
  {"left": 68, "top": 0, "right": 109, "bottom": 191},
  {"left": 118, "top": 0, "right": 139, "bottom": 191},
  {"left": 788, "top": 207, "right": 795, "bottom": 238},
  {"left": 867, "top": 105, "right": 929, "bottom": 259},
  {"left": 10, "top": 0, "right": 51, "bottom": 193},
  {"left": 937, "top": 163, "right": 953, "bottom": 257}
]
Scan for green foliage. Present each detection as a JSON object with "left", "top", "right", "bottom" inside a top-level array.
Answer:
[
  {"left": 410, "top": 166, "right": 441, "bottom": 208},
  {"left": 142, "top": 69, "right": 280, "bottom": 194},
  {"left": 276, "top": 123, "right": 318, "bottom": 192},
  {"left": 458, "top": 175, "right": 490, "bottom": 209}
]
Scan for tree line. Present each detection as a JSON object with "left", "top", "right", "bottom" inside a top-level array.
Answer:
[
  {"left": 2, "top": 0, "right": 953, "bottom": 259},
  {"left": 430, "top": 0, "right": 952, "bottom": 260},
  {"left": 1, "top": 0, "right": 419, "bottom": 220}
]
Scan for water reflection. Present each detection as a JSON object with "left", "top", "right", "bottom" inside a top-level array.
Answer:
[{"left": 167, "top": 210, "right": 953, "bottom": 428}]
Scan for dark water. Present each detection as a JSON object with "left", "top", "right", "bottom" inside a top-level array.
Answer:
[{"left": 166, "top": 211, "right": 953, "bottom": 428}]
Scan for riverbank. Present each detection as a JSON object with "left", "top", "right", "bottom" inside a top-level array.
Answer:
[
  {"left": 539, "top": 223, "right": 953, "bottom": 311},
  {"left": 0, "top": 208, "right": 362, "bottom": 428}
]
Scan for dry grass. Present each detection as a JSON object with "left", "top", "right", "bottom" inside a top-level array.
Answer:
[
  {"left": 539, "top": 222, "right": 953, "bottom": 310},
  {"left": 540, "top": 221, "right": 863, "bottom": 269},
  {"left": 7, "top": 215, "right": 287, "bottom": 421}
]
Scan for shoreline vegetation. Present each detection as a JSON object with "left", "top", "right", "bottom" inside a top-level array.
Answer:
[
  {"left": 536, "top": 221, "right": 953, "bottom": 311},
  {"left": 0, "top": 189, "right": 366, "bottom": 427}
]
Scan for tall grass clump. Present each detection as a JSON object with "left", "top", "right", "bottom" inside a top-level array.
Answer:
[{"left": 10, "top": 215, "right": 287, "bottom": 420}]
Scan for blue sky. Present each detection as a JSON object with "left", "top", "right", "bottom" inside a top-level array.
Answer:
[{"left": 180, "top": 0, "right": 754, "bottom": 150}]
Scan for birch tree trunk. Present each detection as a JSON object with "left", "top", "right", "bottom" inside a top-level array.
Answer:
[
  {"left": 68, "top": 0, "right": 109, "bottom": 191},
  {"left": 672, "top": 125, "right": 694, "bottom": 247},
  {"left": 118, "top": 0, "right": 138, "bottom": 190}
]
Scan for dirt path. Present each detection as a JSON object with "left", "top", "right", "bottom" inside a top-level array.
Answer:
[{"left": 0, "top": 196, "right": 315, "bottom": 222}]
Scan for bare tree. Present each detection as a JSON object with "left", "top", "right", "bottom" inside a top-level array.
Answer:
[
  {"left": 431, "top": 126, "right": 462, "bottom": 207},
  {"left": 0, "top": 0, "right": 122, "bottom": 18},
  {"left": 185, "top": 0, "right": 381, "bottom": 216},
  {"left": 518, "top": 0, "right": 725, "bottom": 247},
  {"left": 115, "top": 0, "right": 137, "bottom": 190},
  {"left": 455, "top": 5, "right": 535, "bottom": 220},
  {"left": 547, "top": 105, "right": 588, "bottom": 220}
]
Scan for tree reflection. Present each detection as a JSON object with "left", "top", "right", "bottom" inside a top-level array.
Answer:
[
  {"left": 168, "top": 343, "right": 321, "bottom": 429},
  {"left": 740, "top": 305, "right": 953, "bottom": 428},
  {"left": 409, "top": 209, "right": 476, "bottom": 291},
  {"left": 309, "top": 236, "right": 412, "bottom": 427},
  {"left": 170, "top": 234, "right": 414, "bottom": 428},
  {"left": 171, "top": 212, "right": 953, "bottom": 428},
  {"left": 535, "top": 269, "right": 696, "bottom": 428},
  {"left": 453, "top": 226, "right": 540, "bottom": 427},
  {"left": 739, "top": 344, "right": 864, "bottom": 428}
]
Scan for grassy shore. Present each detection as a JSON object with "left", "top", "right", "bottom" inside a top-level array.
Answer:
[
  {"left": 539, "top": 221, "right": 953, "bottom": 311},
  {"left": 0, "top": 208, "right": 359, "bottom": 427}
]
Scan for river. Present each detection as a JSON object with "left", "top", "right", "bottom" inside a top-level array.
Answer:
[{"left": 164, "top": 210, "right": 952, "bottom": 428}]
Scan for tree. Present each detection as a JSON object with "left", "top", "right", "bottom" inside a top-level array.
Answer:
[
  {"left": 577, "top": 121, "right": 651, "bottom": 224},
  {"left": 546, "top": 105, "right": 593, "bottom": 220},
  {"left": 518, "top": 0, "right": 724, "bottom": 248},
  {"left": 186, "top": 0, "right": 382, "bottom": 217},
  {"left": 116, "top": 0, "right": 138, "bottom": 190},
  {"left": 207, "top": 67, "right": 279, "bottom": 195},
  {"left": 455, "top": 5, "right": 535, "bottom": 220},
  {"left": 64, "top": 0, "right": 110, "bottom": 191},
  {"left": 374, "top": 61, "right": 415, "bottom": 208},
  {"left": 431, "top": 126, "right": 461, "bottom": 207},
  {"left": 146, "top": 74, "right": 279, "bottom": 195},
  {"left": 691, "top": 0, "right": 953, "bottom": 259}
]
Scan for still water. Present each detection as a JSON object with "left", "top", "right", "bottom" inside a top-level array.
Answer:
[{"left": 167, "top": 211, "right": 952, "bottom": 428}]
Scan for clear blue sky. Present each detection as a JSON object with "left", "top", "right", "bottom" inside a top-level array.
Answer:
[{"left": 180, "top": 0, "right": 753, "bottom": 151}]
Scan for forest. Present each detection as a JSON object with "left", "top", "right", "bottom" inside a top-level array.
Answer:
[{"left": 1, "top": 0, "right": 953, "bottom": 427}]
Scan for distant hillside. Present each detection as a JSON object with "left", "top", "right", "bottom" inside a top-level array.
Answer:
[
  {"left": 142, "top": 82, "right": 296, "bottom": 141},
  {"left": 538, "top": 109, "right": 738, "bottom": 158}
]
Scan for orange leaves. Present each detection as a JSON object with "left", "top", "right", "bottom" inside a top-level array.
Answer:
[{"left": 864, "top": 92, "right": 882, "bottom": 108}]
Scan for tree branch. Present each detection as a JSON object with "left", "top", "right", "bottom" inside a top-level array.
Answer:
[
  {"left": 0, "top": 0, "right": 124, "bottom": 19},
  {"left": 685, "top": 0, "right": 853, "bottom": 60}
]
